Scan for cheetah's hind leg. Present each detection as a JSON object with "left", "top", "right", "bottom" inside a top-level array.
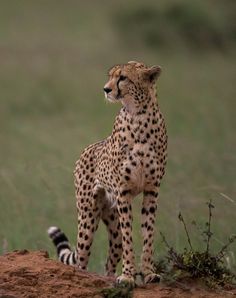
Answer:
[{"left": 102, "top": 206, "right": 122, "bottom": 276}]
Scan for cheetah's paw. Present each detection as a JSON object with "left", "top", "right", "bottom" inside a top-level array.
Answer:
[{"left": 116, "top": 274, "right": 135, "bottom": 288}]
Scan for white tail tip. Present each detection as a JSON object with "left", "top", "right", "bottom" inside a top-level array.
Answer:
[{"left": 47, "top": 226, "right": 59, "bottom": 236}]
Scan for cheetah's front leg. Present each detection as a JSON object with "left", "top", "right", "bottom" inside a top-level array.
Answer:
[
  {"left": 116, "top": 191, "right": 135, "bottom": 287},
  {"left": 141, "top": 189, "right": 160, "bottom": 283}
]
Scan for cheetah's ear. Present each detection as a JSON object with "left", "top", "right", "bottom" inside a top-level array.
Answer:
[{"left": 142, "top": 65, "right": 162, "bottom": 83}]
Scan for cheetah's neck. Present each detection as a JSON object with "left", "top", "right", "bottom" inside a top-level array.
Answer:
[{"left": 121, "top": 86, "right": 158, "bottom": 116}]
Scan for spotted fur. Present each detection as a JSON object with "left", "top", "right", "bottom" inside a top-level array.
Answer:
[{"left": 48, "top": 61, "right": 168, "bottom": 286}]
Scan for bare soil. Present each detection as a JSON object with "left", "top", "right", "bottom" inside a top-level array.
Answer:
[{"left": 0, "top": 250, "right": 235, "bottom": 298}]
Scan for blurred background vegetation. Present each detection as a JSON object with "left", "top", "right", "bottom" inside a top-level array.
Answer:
[{"left": 0, "top": 0, "right": 235, "bottom": 273}]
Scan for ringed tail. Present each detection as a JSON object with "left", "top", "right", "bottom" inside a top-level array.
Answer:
[{"left": 47, "top": 226, "right": 77, "bottom": 265}]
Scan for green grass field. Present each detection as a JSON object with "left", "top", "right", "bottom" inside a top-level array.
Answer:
[{"left": 0, "top": 0, "right": 235, "bottom": 274}]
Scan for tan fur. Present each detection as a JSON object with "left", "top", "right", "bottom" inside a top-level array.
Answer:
[{"left": 53, "top": 61, "right": 167, "bottom": 286}]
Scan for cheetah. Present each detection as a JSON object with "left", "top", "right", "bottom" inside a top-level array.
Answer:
[{"left": 48, "top": 61, "right": 168, "bottom": 286}]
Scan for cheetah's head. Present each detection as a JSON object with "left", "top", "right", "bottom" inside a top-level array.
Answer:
[{"left": 104, "top": 61, "right": 161, "bottom": 105}]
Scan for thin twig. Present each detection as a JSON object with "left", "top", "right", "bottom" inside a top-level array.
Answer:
[
  {"left": 206, "top": 200, "right": 214, "bottom": 254},
  {"left": 160, "top": 231, "right": 172, "bottom": 250},
  {"left": 192, "top": 221, "right": 224, "bottom": 245},
  {"left": 216, "top": 235, "right": 236, "bottom": 261},
  {"left": 178, "top": 213, "right": 193, "bottom": 251},
  {"left": 220, "top": 193, "right": 236, "bottom": 205}
]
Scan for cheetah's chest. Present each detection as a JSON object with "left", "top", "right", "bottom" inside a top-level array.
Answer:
[{"left": 121, "top": 143, "right": 160, "bottom": 192}]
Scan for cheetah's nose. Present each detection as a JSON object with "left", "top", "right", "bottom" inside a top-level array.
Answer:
[{"left": 104, "top": 87, "right": 112, "bottom": 94}]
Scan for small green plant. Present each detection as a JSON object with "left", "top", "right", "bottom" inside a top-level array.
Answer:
[{"left": 158, "top": 200, "right": 236, "bottom": 288}]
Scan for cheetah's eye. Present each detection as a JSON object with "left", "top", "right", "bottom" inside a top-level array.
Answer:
[{"left": 119, "top": 75, "right": 127, "bottom": 81}]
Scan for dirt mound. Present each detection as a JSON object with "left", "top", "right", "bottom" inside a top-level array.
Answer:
[{"left": 0, "top": 250, "right": 235, "bottom": 298}]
